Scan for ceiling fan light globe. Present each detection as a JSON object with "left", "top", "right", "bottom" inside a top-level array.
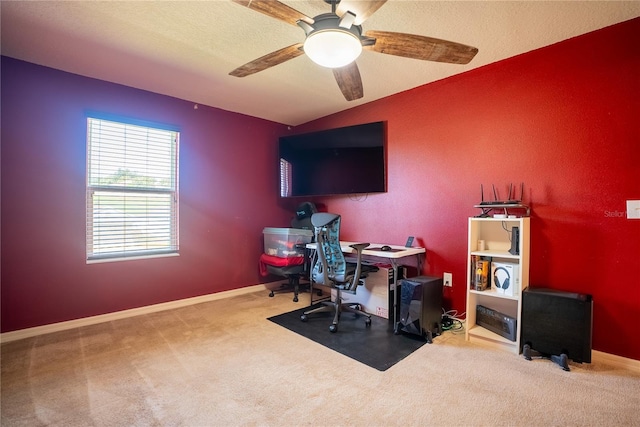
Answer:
[{"left": 304, "top": 29, "right": 362, "bottom": 68}]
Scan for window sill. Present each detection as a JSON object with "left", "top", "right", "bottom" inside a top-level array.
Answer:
[{"left": 86, "top": 252, "right": 179, "bottom": 264}]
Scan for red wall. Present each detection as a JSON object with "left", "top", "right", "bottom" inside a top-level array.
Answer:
[
  {"left": 293, "top": 19, "right": 640, "bottom": 360},
  {"left": 2, "top": 18, "right": 639, "bottom": 361},
  {"left": 1, "top": 58, "right": 296, "bottom": 332}
]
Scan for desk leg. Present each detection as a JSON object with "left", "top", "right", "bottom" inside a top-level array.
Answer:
[
  {"left": 417, "top": 253, "right": 425, "bottom": 275},
  {"left": 392, "top": 261, "right": 400, "bottom": 334},
  {"left": 393, "top": 253, "right": 426, "bottom": 334}
]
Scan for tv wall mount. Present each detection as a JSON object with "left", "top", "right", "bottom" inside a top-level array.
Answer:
[{"left": 474, "top": 183, "right": 530, "bottom": 217}]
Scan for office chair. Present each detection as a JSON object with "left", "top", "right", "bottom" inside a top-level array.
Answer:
[
  {"left": 262, "top": 254, "right": 307, "bottom": 302},
  {"left": 262, "top": 202, "right": 319, "bottom": 302},
  {"left": 300, "top": 212, "right": 375, "bottom": 333}
]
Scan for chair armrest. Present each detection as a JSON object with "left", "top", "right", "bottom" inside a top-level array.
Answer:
[
  {"left": 347, "top": 243, "right": 370, "bottom": 291},
  {"left": 349, "top": 243, "right": 370, "bottom": 252}
]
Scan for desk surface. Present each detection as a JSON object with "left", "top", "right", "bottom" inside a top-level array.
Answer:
[{"left": 306, "top": 241, "right": 425, "bottom": 259}]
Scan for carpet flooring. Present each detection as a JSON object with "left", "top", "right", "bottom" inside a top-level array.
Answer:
[
  {"left": 268, "top": 303, "right": 427, "bottom": 371},
  {"left": 2, "top": 291, "right": 640, "bottom": 426}
]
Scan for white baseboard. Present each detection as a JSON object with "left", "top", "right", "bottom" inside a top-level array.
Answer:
[
  {"left": 592, "top": 350, "right": 640, "bottom": 374},
  {"left": 3, "top": 284, "right": 639, "bottom": 374},
  {"left": 0, "top": 283, "right": 270, "bottom": 343}
]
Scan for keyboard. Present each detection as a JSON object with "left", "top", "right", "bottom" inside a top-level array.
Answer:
[{"left": 476, "top": 305, "right": 517, "bottom": 341}]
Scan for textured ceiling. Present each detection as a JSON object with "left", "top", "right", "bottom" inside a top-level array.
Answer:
[{"left": 2, "top": 1, "right": 639, "bottom": 126}]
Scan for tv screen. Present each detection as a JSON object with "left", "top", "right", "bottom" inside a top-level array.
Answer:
[{"left": 279, "top": 121, "right": 387, "bottom": 198}]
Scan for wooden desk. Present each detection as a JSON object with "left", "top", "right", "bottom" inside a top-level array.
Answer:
[{"left": 305, "top": 241, "right": 426, "bottom": 332}]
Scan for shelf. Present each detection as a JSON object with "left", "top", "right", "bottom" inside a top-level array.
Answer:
[
  {"left": 470, "top": 250, "right": 519, "bottom": 259},
  {"left": 469, "top": 288, "right": 520, "bottom": 301},
  {"left": 468, "top": 325, "right": 518, "bottom": 349},
  {"left": 466, "top": 216, "right": 530, "bottom": 354}
]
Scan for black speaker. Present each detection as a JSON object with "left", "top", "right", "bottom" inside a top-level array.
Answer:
[
  {"left": 397, "top": 276, "right": 443, "bottom": 343},
  {"left": 521, "top": 288, "right": 593, "bottom": 363}
]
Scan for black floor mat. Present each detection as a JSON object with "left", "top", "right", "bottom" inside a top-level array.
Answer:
[{"left": 268, "top": 304, "right": 427, "bottom": 371}]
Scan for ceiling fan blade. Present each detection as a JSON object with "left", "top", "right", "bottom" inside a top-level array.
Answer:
[
  {"left": 364, "top": 30, "right": 478, "bottom": 64},
  {"left": 337, "top": 1, "right": 387, "bottom": 26},
  {"left": 231, "top": 0, "right": 314, "bottom": 26},
  {"left": 332, "top": 62, "right": 363, "bottom": 101},
  {"left": 229, "top": 43, "right": 304, "bottom": 77}
]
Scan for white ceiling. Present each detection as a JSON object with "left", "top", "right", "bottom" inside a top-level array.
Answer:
[{"left": 2, "top": 1, "right": 639, "bottom": 126}]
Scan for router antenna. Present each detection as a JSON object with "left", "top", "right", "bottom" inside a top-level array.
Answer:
[{"left": 492, "top": 184, "right": 498, "bottom": 201}]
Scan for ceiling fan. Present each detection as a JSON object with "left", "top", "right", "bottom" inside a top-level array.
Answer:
[{"left": 229, "top": 0, "right": 478, "bottom": 101}]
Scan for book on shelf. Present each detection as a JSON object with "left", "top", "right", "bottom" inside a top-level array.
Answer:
[
  {"left": 474, "top": 258, "right": 491, "bottom": 291},
  {"left": 470, "top": 255, "right": 478, "bottom": 288}
]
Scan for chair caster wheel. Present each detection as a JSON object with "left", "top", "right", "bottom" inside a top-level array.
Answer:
[
  {"left": 293, "top": 296, "right": 299, "bottom": 302},
  {"left": 365, "top": 318, "right": 372, "bottom": 327},
  {"left": 329, "top": 324, "right": 338, "bottom": 333},
  {"left": 300, "top": 314, "right": 308, "bottom": 322},
  {"left": 269, "top": 291, "right": 274, "bottom": 297}
]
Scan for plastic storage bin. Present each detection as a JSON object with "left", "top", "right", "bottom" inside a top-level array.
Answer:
[{"left": 263, "top": 227, "right": 313, "bottom": 258}]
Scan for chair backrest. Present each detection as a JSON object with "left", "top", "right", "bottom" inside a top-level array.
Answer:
[{"left": 311, "top": 213, "right": 349, "bottom": 285}]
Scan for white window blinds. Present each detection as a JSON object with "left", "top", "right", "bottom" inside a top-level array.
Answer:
[
  {"left": 280, "top": 158, "right": 292, "bottom": 197},
  {"left": 86, "top": 117, "right": 179, "bottom": 261}
]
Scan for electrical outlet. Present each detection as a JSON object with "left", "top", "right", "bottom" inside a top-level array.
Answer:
[
  {"left": 628, "top": 200, "right": 640, "bottom": 219},
  {"left": 443, "top": 272, "right": 452, "bottom": 287}
]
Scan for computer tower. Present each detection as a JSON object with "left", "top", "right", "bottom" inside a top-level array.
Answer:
[
  {"left": 397, "top": 276, "right": 443, "bottom": 342},
  {"left": 521, "top": 287, "right": 593, "bottom": 363}
]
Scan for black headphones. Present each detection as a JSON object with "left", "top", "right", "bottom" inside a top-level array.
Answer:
[{"left": 493, "top": 266, "right": 511, "bottom": 290}]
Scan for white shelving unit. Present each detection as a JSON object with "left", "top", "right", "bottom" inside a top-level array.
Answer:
[{"left": 465, "top": 217, "right": 530, "bottom": 354}]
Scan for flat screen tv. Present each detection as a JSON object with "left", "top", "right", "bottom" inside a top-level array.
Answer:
[{"left": 279, "top": 121, "right": 387, "bottom": 198}]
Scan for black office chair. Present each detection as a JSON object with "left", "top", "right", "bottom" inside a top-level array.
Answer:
[
  {"left": 300, "top": 212, "right": 376, "bottom": 333},
  {"left": 262, "top": 202, "right": 318, "bottom": 302}
]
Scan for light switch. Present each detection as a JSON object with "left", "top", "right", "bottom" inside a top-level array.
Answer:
[{"left": 627, "top": 200, "right": 640, "bottom": 219}]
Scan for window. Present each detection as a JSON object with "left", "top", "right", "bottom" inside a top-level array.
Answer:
[
  {"left": 86, "top": 117, "right": 179, "bottom": 261},
  {"left": 280, "top": 158, "right": 292, "bottom": 197}
]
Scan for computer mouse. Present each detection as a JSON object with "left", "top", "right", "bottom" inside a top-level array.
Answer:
[{"left": 380, "top": 245, "right": 391, "bottom": 251}]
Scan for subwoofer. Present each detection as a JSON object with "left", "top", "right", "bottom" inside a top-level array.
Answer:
[{"left": 521, "top": 287, "right": 593, "bottom": 364}]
